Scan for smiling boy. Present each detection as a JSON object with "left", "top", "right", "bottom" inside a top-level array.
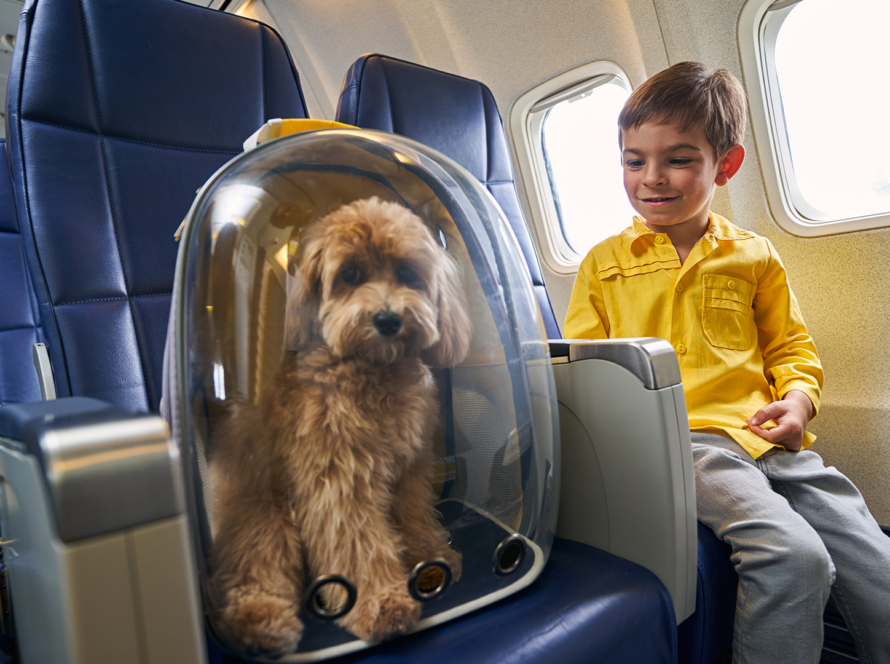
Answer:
[{"left": 564, "top": 62, "right": 890, "bottom": 663}]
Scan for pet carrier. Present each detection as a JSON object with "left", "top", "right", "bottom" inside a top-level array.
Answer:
[{"left": 163, "top": 125, "right": 559, "bottom": 661}]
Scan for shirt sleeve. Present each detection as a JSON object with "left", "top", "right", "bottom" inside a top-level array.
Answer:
[
  {"left": 753, "top": 239, "right": 823, "bottom": 416},
  {"left": 563, "top": 251, "right": 610, "bottom": 340}
]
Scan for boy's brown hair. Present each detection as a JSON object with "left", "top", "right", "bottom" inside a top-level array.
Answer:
[{"left": 619, "top": 61, "right": 747, "bottom": 157}]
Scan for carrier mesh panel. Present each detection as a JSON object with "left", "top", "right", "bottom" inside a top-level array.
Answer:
[{"left": 450, "top": 364, "right": 523, "bottom": 530}]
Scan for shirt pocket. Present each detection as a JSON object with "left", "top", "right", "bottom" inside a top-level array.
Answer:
[{"left": 702, "top": 274, "right": 755, "bottom": 351}]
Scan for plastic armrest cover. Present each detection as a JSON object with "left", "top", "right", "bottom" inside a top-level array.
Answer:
[{"left": 550, "top": 338, "right": 697, "bottom": 623}]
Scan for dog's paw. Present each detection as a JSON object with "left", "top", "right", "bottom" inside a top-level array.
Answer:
[
  {"left": 219, "top": 589, "right": 303, "bottom": 656},
  {"left": 342, "top": 585, "right": 421, "bottom": 642},
  {"left": 437, "top": 546, "right": 462, "bottom": 582}
]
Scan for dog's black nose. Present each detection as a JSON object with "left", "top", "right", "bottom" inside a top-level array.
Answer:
[{"left": 373, "top": 311, "right": 402, "bottom": 336}]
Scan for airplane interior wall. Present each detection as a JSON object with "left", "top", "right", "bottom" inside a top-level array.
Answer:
[{"left": 254, "top": 0, "right": 890, "bottom": 527}]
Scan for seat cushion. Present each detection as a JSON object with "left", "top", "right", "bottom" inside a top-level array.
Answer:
[
  {"left": 208, "top": 537, "right": 677, "bottom": 664},
  {"left": 677, "top": 522, "right": 737, "bottom": 663},
  {"left": 0, "top": 139, "right": 44, "bottom": 406},
  {"left": 336, "top": 54, "right": 560, "bottom": 339},
  {"left": 5, "top": 0, "right": 308, "bottom": 412}
]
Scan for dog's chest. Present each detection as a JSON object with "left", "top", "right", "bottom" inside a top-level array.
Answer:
[{"left": 308, "top": 362, "right": 436, "bottom": 460}]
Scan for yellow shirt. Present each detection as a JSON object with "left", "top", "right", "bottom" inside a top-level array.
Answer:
[{"left": 564, "top": 212, "right": 822, "bottom": 459}]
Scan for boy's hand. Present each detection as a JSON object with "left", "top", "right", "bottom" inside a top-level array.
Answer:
[{"left": 746, "top": 390, "right": 814, "bottom": 452}]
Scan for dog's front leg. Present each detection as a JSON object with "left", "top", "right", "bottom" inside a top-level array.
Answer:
[
  {"left": 302, "top": 488, "right": 421, "bottom": 643},
  {"left": 211, "top": 492, "right": 305, "bottom": 656},
  {"left": 392, "top": 458, "right": 462, "bottom": 580}
]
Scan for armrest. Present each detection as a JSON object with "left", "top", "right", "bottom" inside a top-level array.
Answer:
[
  {"left": 550, "top": 338, "right": 697, "bottom": 623},
  {"left": 0, "top": 397, "right": 205, "bottom": 664},
  {"left": 549, "top": 338, "right": 681, "bottom": 389},
  {"left": 0, "top": 397, "right": 182, "bottom": 542}
]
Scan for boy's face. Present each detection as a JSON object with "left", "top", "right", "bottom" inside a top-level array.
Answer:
[{"left": 621, "top": 121, "right": 741, "bottom": 236}]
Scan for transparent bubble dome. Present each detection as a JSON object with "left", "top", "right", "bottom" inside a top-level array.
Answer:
[{"left": 169, "top": 129, "right": 559, "bottom": 661}]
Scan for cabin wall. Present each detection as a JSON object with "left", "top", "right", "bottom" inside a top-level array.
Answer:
[{"left": 260, "top": 0, "right": 890, "bottom": 526}]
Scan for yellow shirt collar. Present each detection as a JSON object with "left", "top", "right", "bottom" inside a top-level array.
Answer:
[{"left": 622, "top": 211, "right": 756, "bottom": 252}]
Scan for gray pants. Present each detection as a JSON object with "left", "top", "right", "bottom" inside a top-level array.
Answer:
[{"left": 691, "top": 432, "right": 890, "bottom": 664}]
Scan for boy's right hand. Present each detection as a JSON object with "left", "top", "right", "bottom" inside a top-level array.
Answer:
[{"left": 746, "top": 390, "right": 814, "bottom": 452}]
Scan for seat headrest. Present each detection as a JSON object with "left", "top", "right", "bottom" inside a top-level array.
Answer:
[{"left": 336, "top": 54, "right": 560, "bottom": 338}]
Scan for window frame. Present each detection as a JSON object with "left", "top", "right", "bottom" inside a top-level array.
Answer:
[
  {"left": 739, "top": 0, "right": 890, "bottom": 236},
  {"left": 509, "top": 61, "right": 633, "bottom": 273}
]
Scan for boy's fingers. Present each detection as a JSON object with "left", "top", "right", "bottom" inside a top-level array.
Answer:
[
  {"left": 750, "top": 421, "right": 796, "bottom": 443},
  {"left": 749, "top": 422, "right": 780, "bottom": 442},
  {"left": 747, "top": 402, "right": 786, "bottom": 427}
]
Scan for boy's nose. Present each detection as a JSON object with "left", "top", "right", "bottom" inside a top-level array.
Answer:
[{"left": 642, "top": 165, "right": 667, "bottom": 186}]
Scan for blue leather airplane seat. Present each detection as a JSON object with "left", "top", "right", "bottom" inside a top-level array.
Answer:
[
  {"left": 0, "top": 139, "right": 44, "bottom": 406},
  {"left": 336, "top": 54, "right": 560, "bottom": 340},
  {"left": 677, "top": 522, "right": 736, "bottom": 663},
  {"left": 5, "top": 0, "right": 308, "bottom": 414},
  {"left": 330, "top": 53, "right": 677, "bottom": 664}
]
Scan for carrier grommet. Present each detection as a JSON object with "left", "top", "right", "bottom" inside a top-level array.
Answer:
[
  {"left": 305, "top": 575, "right": 357, "bottom": 619},
  {"left": 408, "top": 558, "right": 453, "bottom": 601},
  {"left": 493, "top": 534, "right": 526, "bottom": 576}
]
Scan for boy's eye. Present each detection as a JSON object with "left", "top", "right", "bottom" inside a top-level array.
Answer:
[
  {"left": 339, "top": 265, "right": 363, "bottom": 286},
  {"left": 396, "top": 264, "right": 423, "bottom": 289},
  {"left": 670, "top": 158, "right": 693, "bottom": 166},
  {"left": 625, "top": 160, "right": 644, "bottom": 169}
]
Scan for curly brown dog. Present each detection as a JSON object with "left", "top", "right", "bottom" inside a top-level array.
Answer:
[{"left": 209, "top": 197, "right": 472, "bottom": 655}]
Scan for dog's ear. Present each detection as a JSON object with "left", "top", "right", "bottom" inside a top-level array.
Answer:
[
  {"left": 284, "top": 227, "right": 325, "bottom": 348},
  {"left": 422, "top": 251, "right": 472, "bottom": 368}
]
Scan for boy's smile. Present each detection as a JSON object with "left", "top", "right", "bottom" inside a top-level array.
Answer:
[{"left": 621, "top": 121, "right": 743, "bottom": 245}]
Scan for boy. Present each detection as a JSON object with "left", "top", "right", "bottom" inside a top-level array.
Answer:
[{"left": 564, "top": 61, "right": 890, "bottom": 664}]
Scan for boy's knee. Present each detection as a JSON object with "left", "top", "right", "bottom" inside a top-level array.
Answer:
[{"left": 781, "top": 534, "right": 835, "bottom": 591}]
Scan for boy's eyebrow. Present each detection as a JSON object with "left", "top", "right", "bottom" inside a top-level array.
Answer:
[
  {"left": 622, "top": 143, "right": 704, "bottom": 155},
  {"left": 667, "top": 143, "right": 704, "bottom": 152}
]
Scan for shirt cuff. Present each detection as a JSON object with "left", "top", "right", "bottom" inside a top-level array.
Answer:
[{"left": 779, "top": 381, "right": 821, "bottom": 418}]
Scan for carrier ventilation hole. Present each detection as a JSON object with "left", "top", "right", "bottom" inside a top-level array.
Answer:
[
  {"left": 304, "top": 575, "right": 357, "bottom": 619},
  {"left": 493, "top": 534, "right": 526, "bottom": 576},
  {"left": 408, "top": 558, "right": 453, "bottom": 601}
]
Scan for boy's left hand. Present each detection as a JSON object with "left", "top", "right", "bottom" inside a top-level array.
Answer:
[{"left": 746, "top": 390, "right": 814, "bottom": 452}]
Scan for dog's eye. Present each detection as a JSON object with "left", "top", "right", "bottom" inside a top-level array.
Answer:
[
  {"left": 396, "top": 265, "right": 423, "bottom": 289},
  {"left": 339, "top": 265, "right": 363, "bottom": 286}
]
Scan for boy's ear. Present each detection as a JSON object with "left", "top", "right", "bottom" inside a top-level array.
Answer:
[{"left": 715, "top": 144, "right": 746, "bottom": 186}]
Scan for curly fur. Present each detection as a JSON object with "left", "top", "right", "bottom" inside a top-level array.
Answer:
[{"left": 210, "top": 197, "right": 472, "bottom": 655}]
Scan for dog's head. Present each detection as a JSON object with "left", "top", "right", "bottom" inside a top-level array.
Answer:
[{"left": 287, "top": 197, "right": 471, "bottom": 367}]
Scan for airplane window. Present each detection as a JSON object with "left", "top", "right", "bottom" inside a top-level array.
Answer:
[
  {"left": 541, "top": 80, "right": 636, "bottom": 255},
  {"left": 510, "top": 62, "right": 633, "bottom": 271},
  {"left": 740, "top": 0, "right": 890, "bottom": 235}
]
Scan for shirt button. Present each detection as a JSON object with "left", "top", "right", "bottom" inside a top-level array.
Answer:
[
  {"left": 676, "top": 343, "right": 687, "bottom": 355},
  {"left": 727, "top": 280, "right": 736, "bottom": 290},
  {"left": 654, "top": 235, "right": 665, "bottom": 244},
  {"left": 676, "top": 283, "right": 685, "bottom": 293}
]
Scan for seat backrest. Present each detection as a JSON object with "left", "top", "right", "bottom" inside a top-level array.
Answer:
[
  {"left": 335, "top": 54, "right": 560, "bottom": 339},
  {"left": 0, "top": 139, "right": 44, "bottom": 406},
  {"left": 5, "top": 0, "right": 308, "bottom": 412}
]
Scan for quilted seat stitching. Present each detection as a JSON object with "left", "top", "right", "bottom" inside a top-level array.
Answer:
[
  {"left": 21, "top": 117, "right": 242, "bottom": 154},
  {"left": 78, "top": 0, "right": 152, "bottom": 410},
  {"left": 0, "top": 324, "right": 43, "bottom": 335},
  {"left": 55, "top": 292, "right": 173, "bottom": 308}
]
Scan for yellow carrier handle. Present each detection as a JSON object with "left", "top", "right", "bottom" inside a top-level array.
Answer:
[{"left": 241, "top": 118, "right": 354, "bottom": 151}]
